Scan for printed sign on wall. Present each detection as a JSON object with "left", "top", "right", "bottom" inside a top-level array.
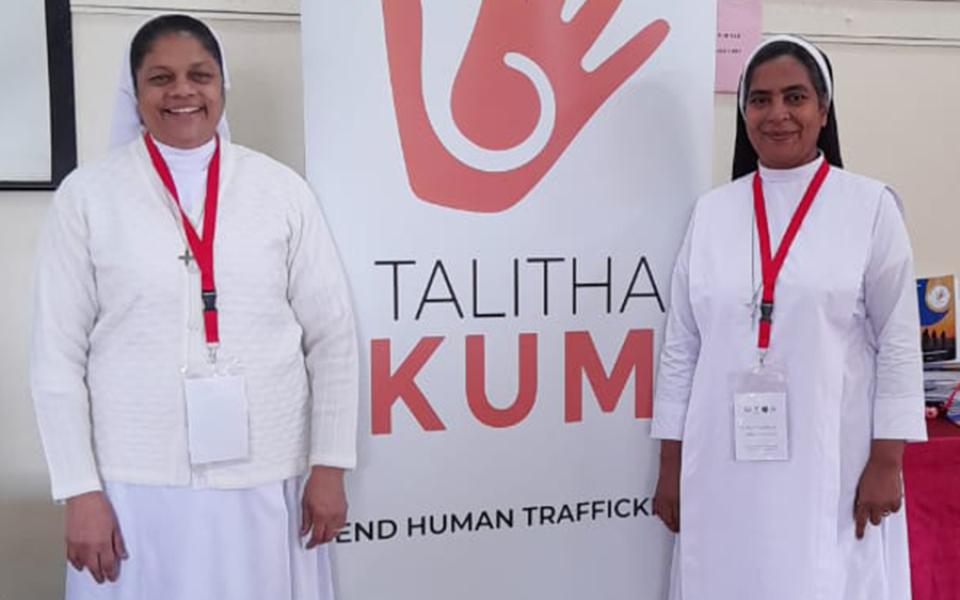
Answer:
[{"left": 715, "top": 0, "right": 762, "bottom": 93}]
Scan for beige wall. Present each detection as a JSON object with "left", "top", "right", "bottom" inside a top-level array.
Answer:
[{"left": 0, "top": 1, "right": 957, "bottom": 597}]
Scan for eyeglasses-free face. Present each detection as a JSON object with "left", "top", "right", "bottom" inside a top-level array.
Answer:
[
  {"left": 135, "top": 32, "right": 224, "bottom": 149},
  {"left": 744, "top": 55, "right": 828, "bottom": 170}
]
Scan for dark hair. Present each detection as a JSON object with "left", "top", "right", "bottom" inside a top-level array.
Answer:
[
  {"left": 731, "top": 40, "right": 843, "bottom": 180},
  {"left": 129, "top": 14, "right": 223, "bottom": 93}
]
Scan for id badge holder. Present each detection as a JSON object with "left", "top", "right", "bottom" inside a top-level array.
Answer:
[
  {"left": 731, "top": 357, "right": 789, "bottom": 461},
  {"left": 182, "top": 350, "right": 249, "bottom": 465}
]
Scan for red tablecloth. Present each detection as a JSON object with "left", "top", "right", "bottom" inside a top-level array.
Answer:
[{"left": 904, "top": 418, "right": 960, "bottom": 600}]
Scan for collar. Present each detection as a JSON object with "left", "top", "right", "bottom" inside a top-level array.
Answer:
[{"left": 757, "top": 152, "right": 825, "bottom": 184}]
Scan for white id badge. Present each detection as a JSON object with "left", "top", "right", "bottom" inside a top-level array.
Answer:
[
  {"left": 184, "top": 371, "right": 249, "bottom": 465},
  {"left": 732, "top": 365, "right": 789, "bottom": 461}
]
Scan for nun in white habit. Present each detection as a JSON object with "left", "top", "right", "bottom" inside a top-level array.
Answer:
[
  {"left": 650, "top": 36, "right": 926, "bottom": 600},
  {"left": 30, "top": 14, "right": 358, "bottom": 599}
]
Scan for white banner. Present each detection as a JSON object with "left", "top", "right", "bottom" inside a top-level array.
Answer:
[{"left": 302, "top": 2, "right": 715, "bottom": 598}]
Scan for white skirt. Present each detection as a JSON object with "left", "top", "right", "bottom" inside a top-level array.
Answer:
[{"left": 65, "top": 478, "right": 335, "bottom": 600}]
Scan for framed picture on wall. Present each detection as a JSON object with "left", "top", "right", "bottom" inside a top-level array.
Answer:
[{"left": 0, "top": 0, "right": 77, "bottom": 190}]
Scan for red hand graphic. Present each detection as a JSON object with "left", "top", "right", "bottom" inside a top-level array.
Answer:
[{"left": 382, "top": 0, "right": 670, "bottom": 213}]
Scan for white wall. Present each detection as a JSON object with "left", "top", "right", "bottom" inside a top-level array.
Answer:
[
  {"left": 0, "top": 1, "right": 957, "bottom": 597},
  {"left": 0, "top": 191, "right": 61, "bottom": 599}
]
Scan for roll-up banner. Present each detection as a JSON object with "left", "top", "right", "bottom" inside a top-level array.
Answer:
[{"left": 302, "top": 2, "right": 716, "bottom": 598}]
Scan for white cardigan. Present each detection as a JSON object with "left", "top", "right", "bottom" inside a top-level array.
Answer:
[{"left": 31, "top": 138, "right": 359, "bottom": 500}]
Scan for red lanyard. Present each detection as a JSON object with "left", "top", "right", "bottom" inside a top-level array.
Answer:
[
  {"left": 753, "top": 157, "right": 830, "bottom": 351},
  {"left": 144, "top": 133, "right": 222, "bottom": 352}
]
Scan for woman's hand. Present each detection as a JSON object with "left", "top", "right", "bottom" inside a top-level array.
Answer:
[
  {"left": 652, "top": 440, "right": 682, "bottom": 533},
  {"left": 65, "top": 491, "right": 127, "bottom": 583},
  {"left": 301, "top": 466, "right": 348, "bottom": 548},
  {"left": 854, "top": 440, "right": 905, "bottom": 539}
]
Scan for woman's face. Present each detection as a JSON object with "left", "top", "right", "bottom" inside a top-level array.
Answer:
[
  {"left": 744, "top": 55, "right": 827, "bottom": 169},
  {"left": 135, "top": 32, "right": 223, "bottom": 149}
]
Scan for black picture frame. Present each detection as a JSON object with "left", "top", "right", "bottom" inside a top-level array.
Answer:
[{"left": 0, "top": 0, "right": 77, "bottom": 191}]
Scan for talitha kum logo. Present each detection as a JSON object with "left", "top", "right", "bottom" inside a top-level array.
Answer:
[{"left": 382, "top": 0, "right": 670, "bottom": 213}]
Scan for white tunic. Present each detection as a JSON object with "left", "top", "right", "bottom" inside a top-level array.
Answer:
[{"left": 652, "top": 157, "right": 927, "bottom": 600}]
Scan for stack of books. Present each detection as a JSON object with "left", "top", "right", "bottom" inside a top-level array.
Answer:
[
  {"left": 923, "top": 366, "right": 960, "bottom": 425},
  {"left": 919, "top": 275, "right": 960, "bottom": 426}
]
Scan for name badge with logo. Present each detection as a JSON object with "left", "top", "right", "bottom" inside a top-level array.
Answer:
[{"left": 732, "top": 366, "right": 789, "bottom": 461}]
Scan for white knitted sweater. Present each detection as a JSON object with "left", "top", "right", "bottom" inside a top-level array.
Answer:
[{"left": 31, "top": 138, "right": 359, "bottom": 500}]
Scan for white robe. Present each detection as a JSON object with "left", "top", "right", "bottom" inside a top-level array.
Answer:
[
  {"left": 65, "top": 479, "right": 334, "bottom": 600},
  {"left": 652, "top": 157, "right": 927, "bottom": 600}
]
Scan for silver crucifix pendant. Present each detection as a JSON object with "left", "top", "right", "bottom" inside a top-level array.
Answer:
[{"left": 178, "top": 247, "right": 194, "bottom": 268}]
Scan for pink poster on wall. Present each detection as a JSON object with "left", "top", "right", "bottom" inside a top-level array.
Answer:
[{"left": 716, "top": 0, "right": 762, "bottom": 93}]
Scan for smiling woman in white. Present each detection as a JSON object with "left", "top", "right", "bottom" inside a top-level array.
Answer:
[
  {"left": 651, "top": 36, "right": 926, "bottom": 600},
  {"left": 30, "top": 14, "right": 358, "bottom": 599}
]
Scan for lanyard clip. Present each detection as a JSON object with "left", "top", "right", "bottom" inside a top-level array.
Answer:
[
  {"left": 202, "top": 289, "right": 217, "bottom": 312},
  {"left": 759, "top": 301, "right": 774, "bottom": 323}
]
